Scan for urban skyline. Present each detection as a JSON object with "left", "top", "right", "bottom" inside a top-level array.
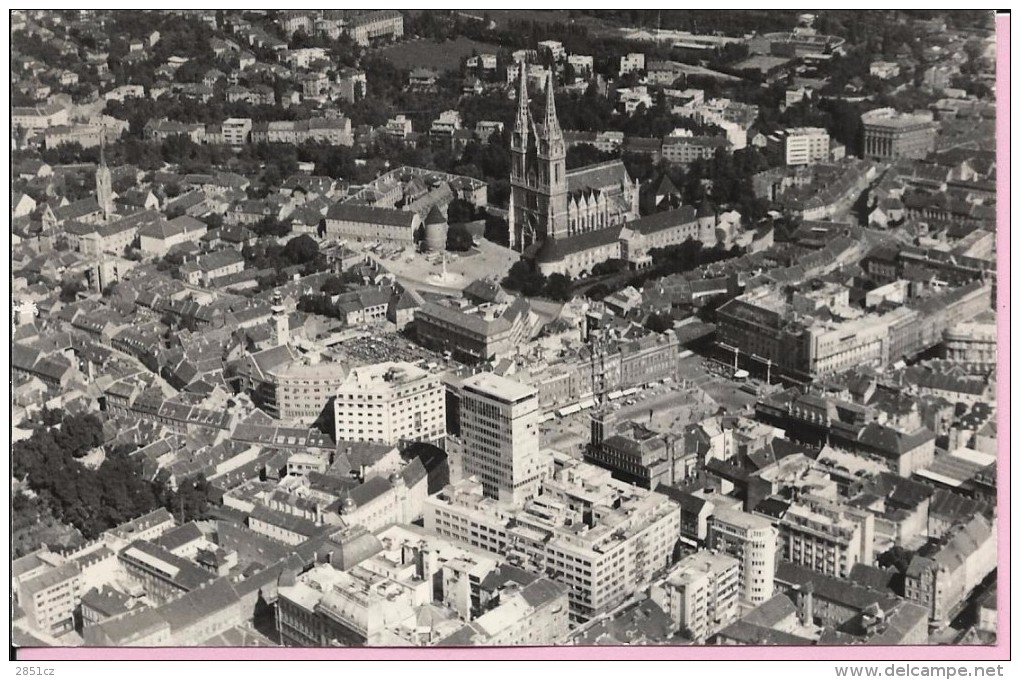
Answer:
[{"left": 10, "top": 9, "right": 999, "bottom": 652}]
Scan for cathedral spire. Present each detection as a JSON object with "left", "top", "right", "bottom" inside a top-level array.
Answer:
[
  {"left": 515, "top": 64, "right": 530, "bottom": 134},
  {"left": 542, "top": 70, "right": 561, "bottom": 141}
]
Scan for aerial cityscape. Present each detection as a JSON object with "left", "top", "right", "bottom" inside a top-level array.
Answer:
[{"left": 10, "top": 9, "right": 999, "bottom": 650}]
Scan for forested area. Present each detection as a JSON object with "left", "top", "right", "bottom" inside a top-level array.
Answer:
[{"left": 13, "top": 410, "right": 212, "bottom": 543}]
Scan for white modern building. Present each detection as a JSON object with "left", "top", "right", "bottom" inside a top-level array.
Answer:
[
  {"left": 333, "top": 362, "right": 446, "bottom": 446},
  {"left": 458, "top": 372, "right": 547, "bottom": 507},
  {"left": 772, "top": 127, "right": 830, "bottom": 166},
  {"left": 425, "top": 455, "right": 682, "bottom": 621},
  {"left": 707, "top": 505, "right": 779, "bottom": 605},
  {"left": 650, "top": 551, "right": 740, "bottom": 642}
]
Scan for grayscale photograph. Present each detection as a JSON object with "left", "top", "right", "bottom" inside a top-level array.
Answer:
[{"left": 10, "top": 9, "right": 1000, "bottom": 652}]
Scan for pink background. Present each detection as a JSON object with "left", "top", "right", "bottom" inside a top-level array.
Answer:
[{"left": 16, "top": 13, "right": 1011, "bottom": 663}]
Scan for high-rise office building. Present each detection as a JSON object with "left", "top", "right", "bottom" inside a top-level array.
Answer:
[{"left": 458, "top": 372, "right": 547, "bottom": 506}]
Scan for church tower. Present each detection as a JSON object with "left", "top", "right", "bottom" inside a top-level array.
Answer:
[
  {"left": 509, "top": 68, "right": 569, "bottom": 251},
  {"left": 535, "top": 71, "right": 569, "bottom": 241},
  {"left": 271, "top": 293, "right": 289, "bottom": 347},
  {"left": 509, "top": 66, "right": 532, "bottom": 252},
  {"left": 95, "top": 129, "right": 114, "bottom": 222}
]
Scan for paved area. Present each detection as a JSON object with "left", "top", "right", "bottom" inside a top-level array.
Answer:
[
  {"left": 329, "top": 329, "right": 449, "bottom": 367},
  {"left": 365, "top": 240, "right": 520, "bottom": 293},
  {"left": 540, "top": 355, "right": 731, "bottom": 452}
]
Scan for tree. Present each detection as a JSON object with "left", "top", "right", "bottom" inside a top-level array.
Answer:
[
  {"left": 282, "top": 234, "right": 319, "bottom": 264},
  {"left": 254, "top": 216, "right": 291, "bottom": 238},
  {"left": 567, "top": 143, "right": 617, "bottom": 170},
  {"left": 483, "top": 212, "right": 509, "bottom": 246},
  {"left": 60, "top": 278, "right": 86, "bottom": 303},
  {"left": 592, "top": 259, "right": 628, "bottom": 276},
  {"left": 876, "top": 545, "right": 916, "bottom": 574},
  {"left": 447, "top": 198, "right": 475, "bottom": 224},
  {"left": 644, "top": 312, "right": 674, "bottom": 333},
  {"left": 446, "top": 222, "right": 474, "bottom": 252},
  {"left": 168, "top": 474, "right": 211, "bottom": 523},
  {"left": 502, "top": 261, "right": 547, "bottom": 297},
  {"left": 12, "top": 413, "right": 170, "bottom": 541},
  {"left": 544, "top": 273, "right": 574, "bottom": 302},
  {"left": 320, "top": 275, "right": 347, "bottom": 296}
]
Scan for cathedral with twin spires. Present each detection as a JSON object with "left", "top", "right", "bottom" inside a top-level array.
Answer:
[{"left": 509, "top": 68, "right": 641, "bottom": 276}]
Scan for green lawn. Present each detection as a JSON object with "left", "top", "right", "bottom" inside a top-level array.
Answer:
[{"left": 377, "top": 36, "right": 502, "bottom": 72}]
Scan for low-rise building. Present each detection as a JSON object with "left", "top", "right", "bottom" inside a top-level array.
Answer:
[
  {"left": 179, "top": 249, "right": 245, "bottom": 286},
  {"left": 425, "top": 457, "right": 683, "bottom": 621},
  {"left": 415, "top": 296, "right": 536, "bottom": 364},
  {"left": 220, "top": 117, "right": 252, "bottom": 146},
  {"left": 904, "top": 514, "right": 996, "bottom": 629},
  {"left": 324, "top": 203, "right": 421, "bottom": 245},
  {"left": 650, "top": 551, "right": 740, "bottom": 642},
  {"left": 707, "top": 505, "right": 779, "bottom": 606},
  {"left": 661, "top": 134, "right": 729, "bottom": 165},
  {"left": 12, "top": 102, "right": 69, "bottom": 132},
  {"left": 13, "top": 550, "right": 83, "bottom": 637},
  {"left": 138, "top": 215, "right": 208, "bottom": 256},
  {"left": 861, "top": 108, "right": 938, "bottom": 161},
  {"left": 346, "top": 10, "right": 403, "bottom": 46},
  {"left": 620, "top": 52, "right": 646, "bottom": 75}
]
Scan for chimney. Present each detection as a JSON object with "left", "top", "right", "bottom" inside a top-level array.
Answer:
[
  {"left": 413, "top": 546, "right": 425, "bottom": 580},
  {"left": 797, "top": 583, "right": 814, "bottom": 626}
]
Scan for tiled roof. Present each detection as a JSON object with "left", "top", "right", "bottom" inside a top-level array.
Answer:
[
  {"left": 566, "top": 160, "right": 631, "bottom": 194},
  {"left": 627, "top": 205, "right": 698, "bottom": 236},
  {"left": 326, "top": 202, "right": 417, "bottom": 227},
  {"left": 532, "top": 225, "right": 624, "bottom": 262}
]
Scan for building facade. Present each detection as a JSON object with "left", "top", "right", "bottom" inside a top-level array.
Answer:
[
  {"left": 861, "top": 109, "right": 938, "bottom": 161},
  {"left": 650, "top": 551, "right": 740, "bottom": 642},
  {"left": 333, "top": 362, "right": 446, "bottom": 446},
  {"left": 425, "top": 460, "right": 682, "bottom": 622},
  {"left": 707, "top": 505, "right": 779, "bottom": 605},
  {"left": 774, "top": 127, "right": 830, "bottom": 166},
  {"left": 414, "top": 296, "right": 535, "bottom": 364},
  {"left": 777, "top": 495, "right": 875, "bottom": 579},
  {"left": 13, "top": 551, "right": 83, "bottom": 636},
  {"left": 458, "top": 372, "right": 546, "bottom": 507}
]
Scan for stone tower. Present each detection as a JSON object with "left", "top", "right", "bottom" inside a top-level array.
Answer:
[
  {"left": 95, "top": 129, "right": 114, "bottom": 222},
  {"left": 272, "top": 293, "right": 289, "bottom": 347},
  {"left": 423, "top": 205, "right": 448, "bottom": 252}
]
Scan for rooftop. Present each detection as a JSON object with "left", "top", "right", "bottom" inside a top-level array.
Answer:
[{"left": 461, "top": 372, "right": 537, "bottom": 404}]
